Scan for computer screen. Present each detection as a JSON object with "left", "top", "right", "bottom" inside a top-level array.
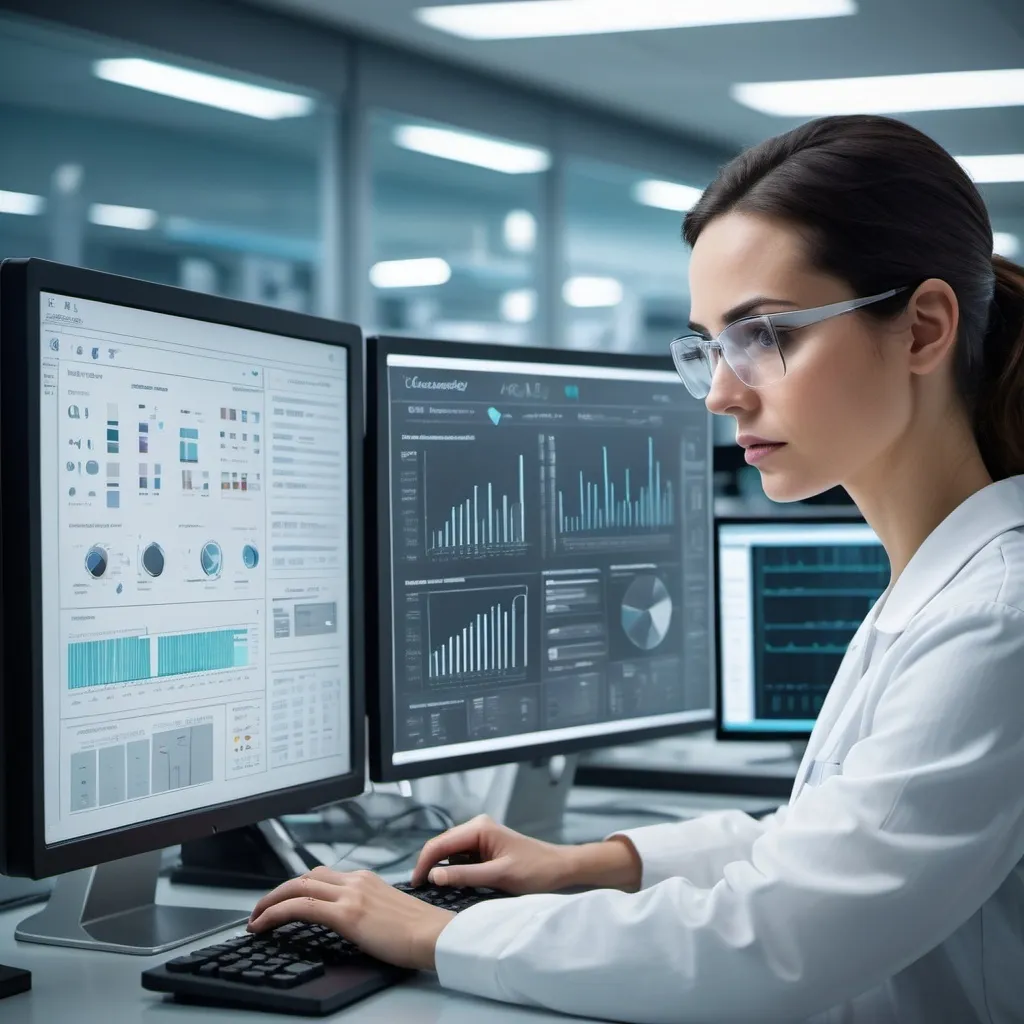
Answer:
[
  {"left": 0, "top": 260, "right": 364, "bottom": 878},
  {"left": 716, "top": 518, "right": 889, "bottom": 740},
  {"left": 368, "top": 338, "right": 714, "bottom": 781}
]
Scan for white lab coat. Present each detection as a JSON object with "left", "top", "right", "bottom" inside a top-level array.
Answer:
[{"left": 435, "top": 475, "right": 1024, "bottom": 1023}]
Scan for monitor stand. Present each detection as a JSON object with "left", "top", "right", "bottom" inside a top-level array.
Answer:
[
  {"left": 15, "top": 848, "right": 246, "bottom": 955},
  {"left": 483, "top": 755, "right": 578, "bottom": 842}
]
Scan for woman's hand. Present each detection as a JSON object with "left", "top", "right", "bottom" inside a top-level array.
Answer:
[
  {"left": 412, "top": 814, "right": 643, "bottom": 894},
  {"left": 247, "top": 867, "right": 454, "bottom": 972},
  {"left": 408, "top": 814, "right": 574, "bottom": 894}
]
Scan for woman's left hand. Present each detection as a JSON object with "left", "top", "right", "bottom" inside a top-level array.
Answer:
[{"left": 247, "top": 866, "right": 456, "bottom": 971}]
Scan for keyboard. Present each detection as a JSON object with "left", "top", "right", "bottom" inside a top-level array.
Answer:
[{"left": 141, "top": 882, "right": 508, "bottom": 1016}]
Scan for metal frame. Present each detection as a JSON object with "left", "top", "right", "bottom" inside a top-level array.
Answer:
[
  {"left": 0, "top": 257, "right": 366, "bottom": 879},
  {"left": 366, "top": 333, "right": 714, "bottom": 782},
  {"left": 713, "top": 513, "right": 868, "bottom": 744}
]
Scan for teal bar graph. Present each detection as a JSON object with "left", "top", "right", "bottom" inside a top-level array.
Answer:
[
  {"left": 157, "top": 628, "right": 249, "bottom": 676},
  {"left": 68, "top": 636, "right": 152, "bottom": 689},
  {"left": 558, "top": 437, "right": 673, "bottom": 534}
]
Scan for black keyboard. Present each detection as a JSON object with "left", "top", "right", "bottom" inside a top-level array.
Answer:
[{"left": 141, "top": 882, "right": 508, "bottom": 1016}]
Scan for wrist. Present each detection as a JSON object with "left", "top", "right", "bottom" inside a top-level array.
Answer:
[{"left": 565, "top": 836, "right": 642, "bottom": 892}]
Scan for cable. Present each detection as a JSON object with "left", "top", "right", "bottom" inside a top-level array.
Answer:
[{"left": 322, "top": 803, "right": 454, "bottom": 872}]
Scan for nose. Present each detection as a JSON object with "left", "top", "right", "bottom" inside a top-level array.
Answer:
[{"left": 704, "top": 357, "right": 756, "bottom": 418}]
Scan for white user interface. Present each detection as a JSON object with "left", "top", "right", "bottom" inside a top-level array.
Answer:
[{"left": 40, "top": 293, "right": 351, "bottom": 843}]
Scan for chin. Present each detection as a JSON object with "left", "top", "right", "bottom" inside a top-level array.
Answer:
[{"left": 758, "top": 468, "right": 836, "bottom": 504}]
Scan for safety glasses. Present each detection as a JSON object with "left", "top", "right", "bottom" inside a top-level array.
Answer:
[{"left": 670, "top": 288, "right": 908, "bottom": 399}]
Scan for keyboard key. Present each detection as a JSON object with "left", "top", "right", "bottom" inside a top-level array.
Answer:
[
  {"left": 268, "top": 972, "right": 303, "bottom": 989},
  {"left": 165, "top": 956, "right": 205, "bottom": 973},
  {"left": 239, "top": 971, "right": 268, "bottom": 985},
  {"left": 283, "top": 962, "right": 324, "bottom": 982},
  {"left": 197, "top": 963, "right": 220, "bottom": 978}
]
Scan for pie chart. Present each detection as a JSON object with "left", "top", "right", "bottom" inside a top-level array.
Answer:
[
  {"left": 242, "top": 544, "right": 259, "bottom": 569},
  {"left": 85, "top": 545, "right": 108, "bottom": 579},
  {"left": 621, "top": 575, "right": 672, "bottom": 651},
  {"left": 200, "top": 540, "right": 222, "bottom": 578},
  {"left": 141, "top": 542, "right": 165, "bottom": 577}
]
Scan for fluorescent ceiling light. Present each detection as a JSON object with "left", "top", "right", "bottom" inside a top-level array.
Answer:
[
  {"left": 504, "top": 209, "right": 537, "bottom": 252},
  {"left": 956, "top": 154, "right": 1024, "bottom": 184},
  {"left": 993, "top": 232, "right": 1020, "bottom": 259},
  {"left": 393, "top": 124, "right": 551, "bottom": 174},
  {"left": 416, "top": 0, "right": 855, "bottom": 40},
  {"left": 563, "top": 276, "right": 623, "bottom": 308},
  {"left": 370, "top": 257, "right": 452, "bottom": 289},
  {"left": 733, "top": 68, "right": 1024, "bottom": 117},
  {"left": 89, "top": 203, "right": 158, "bottom": 230},
  {"left": 0, "top": 189, "right": 45, "bottom": 215},
  {"left": 633, "top": 179, "right": 703, "bottom": 212},
  {"left": 93, "top": 58, "right": 314, "bottom": 120},
  {"left": 501, "top": 289, "right": 537, "bottom": 323}
]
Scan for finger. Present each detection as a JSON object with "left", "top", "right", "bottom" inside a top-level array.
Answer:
[
  {"left": 248, "top": 895, "right": 343, "bottom": 935},
  {"left": 428, "top": 856, "right": 510, "bottom": 889},
  {"left": 249, "top": 875, "right": 344, "bottom": 923},
  {"left": 411, "top": 820, "right": 485, "bottom": 885}
]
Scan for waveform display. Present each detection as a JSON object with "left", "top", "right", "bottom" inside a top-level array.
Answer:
[
  {"left": 429, "top": 454, "right": 526, "bottom": 552},
  {"left": 558, "top": 436, "right": 673, "bottom": 534},
  {"left": 428, "top": 588, "right": 527, "bottom": 681},
  {"left": 68, "top": 635, "right": 152, "bottom": 689},
  {"left": 753, "top": 541, "right": 889, "bottom": 721},
  {"left": 157, "top": 628, "right": 249, "bottom": 676}
]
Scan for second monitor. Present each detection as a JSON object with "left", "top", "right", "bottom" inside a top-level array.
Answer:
[
  {"left": 716, "top": 517, "right": 889, "bottom": 743},
  {"left": 367, "top": 337, "right": 714, "bottom": 795}
]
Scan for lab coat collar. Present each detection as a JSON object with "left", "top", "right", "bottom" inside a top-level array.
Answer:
[{"left": 873, "top": 475, "right": 1024, "bottom": 635}]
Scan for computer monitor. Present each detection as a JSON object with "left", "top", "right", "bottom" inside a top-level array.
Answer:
[
  {"left": 715, "top": 517, "right": 889, "bottom": 742},
  {"left": 0, "top": 259, "right": 364, "bottom": 953},
  {"left": 366, "top": 335, "right": 714, "bottom": 816}
]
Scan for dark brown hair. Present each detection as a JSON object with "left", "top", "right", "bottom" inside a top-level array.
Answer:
[{"left": 683, "top": 114, "right": 1024, "bottom": 481}]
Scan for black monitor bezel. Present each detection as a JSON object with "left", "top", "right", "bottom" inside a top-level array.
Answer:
[
  {"left": 713, "top": 513, "right": 871, "bottom": 743},
  {"left": 0, "top": 257, "right": 366, "bottom": 879},
  {"left": 366, "top": 333, "right": 715, "bottom": 783}
]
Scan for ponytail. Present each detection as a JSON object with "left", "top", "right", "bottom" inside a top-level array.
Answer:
[{"left": 975, "top": 255, "right": 1024, "bottom": 480}]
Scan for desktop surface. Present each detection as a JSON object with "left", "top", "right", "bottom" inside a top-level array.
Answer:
[
  {"left": 0, "top": 788, "right": 764, "bottom": 1023},
  {"left": 368, "top": 338, "right": 715, "bottom": 781}
]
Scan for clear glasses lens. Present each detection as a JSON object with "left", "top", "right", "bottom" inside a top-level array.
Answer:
[
  {"left": 670, "top": 338, "right": 713, "bottom": 398},
  {"left": 723, "top": 318, "right": 785, "bottom": 389},
  {"left": 671, "top": 318, "right": 786, "bottom": 398}
]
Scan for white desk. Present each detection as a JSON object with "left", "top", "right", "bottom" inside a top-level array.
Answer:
[{"left": 0, "top": 788, "right": 774, "bottom": 1023}]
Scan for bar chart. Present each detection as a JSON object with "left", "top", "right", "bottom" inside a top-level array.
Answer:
[
  {"left": 426, "top": 452, "right": 527, "bottom": 555},
  {"left": 67, "top": 626, "right": 251, "bottom": 689},
  {"left": 157, "top": 628, "right": 249, "bottom": 677},
  {"left": 427, "top": 586, "right": 528, "bottom": 682},
  {"left": 556, "top": 436, "right": 674, "bottom": 536},
  {"left": 68, "top": 635, "right": 152, "bottom": 689}
]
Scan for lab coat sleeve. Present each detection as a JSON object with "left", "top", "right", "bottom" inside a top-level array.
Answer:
[
  {"left": 607, "top": 805, "right": 789, "bottom": 890},
  {"left": 434, "top": 602, "right": 1024, "bottom": 1023}
]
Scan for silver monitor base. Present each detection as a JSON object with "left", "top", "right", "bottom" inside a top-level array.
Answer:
[
  {"left": 15, "top": 849, "right": 246, "bottom": 955},
  {"left": 485, "top": 755, "right": 578, "bottom": 842}
]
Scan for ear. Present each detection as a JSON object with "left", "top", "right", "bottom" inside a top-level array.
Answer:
[{"left": 905, "top": 278, "right": 959, "bottom": 376}]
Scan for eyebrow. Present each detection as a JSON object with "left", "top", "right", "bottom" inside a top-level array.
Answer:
[{"left": 688, "top": 296, "right": 798, "bottom": 336}]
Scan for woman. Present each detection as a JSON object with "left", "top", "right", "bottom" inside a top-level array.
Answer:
[{"left": 249, "top": 115, "right": 1024, "bottom": 1023}]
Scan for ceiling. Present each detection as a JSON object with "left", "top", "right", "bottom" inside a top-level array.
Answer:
[{"left": 242, "top": 0, "right": 1024, "bottom": 217}]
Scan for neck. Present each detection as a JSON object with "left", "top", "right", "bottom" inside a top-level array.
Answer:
[{"left": 845, "top": 413, "right": 992, "bottom": 582}]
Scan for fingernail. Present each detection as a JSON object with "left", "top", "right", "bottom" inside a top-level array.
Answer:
[{"left": 430, "top": 868, "right": 446, "bottom": 885}]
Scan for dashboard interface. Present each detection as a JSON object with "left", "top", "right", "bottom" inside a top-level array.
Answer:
[
  {"left": 717, "top": 520, "right": 889, "bottom": 735},
  {"left": 40, "top": 293, "right": 351, "bottom": 844},
  {"left": 384, "top": 352, "right": 712, "bottom": 767}
]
